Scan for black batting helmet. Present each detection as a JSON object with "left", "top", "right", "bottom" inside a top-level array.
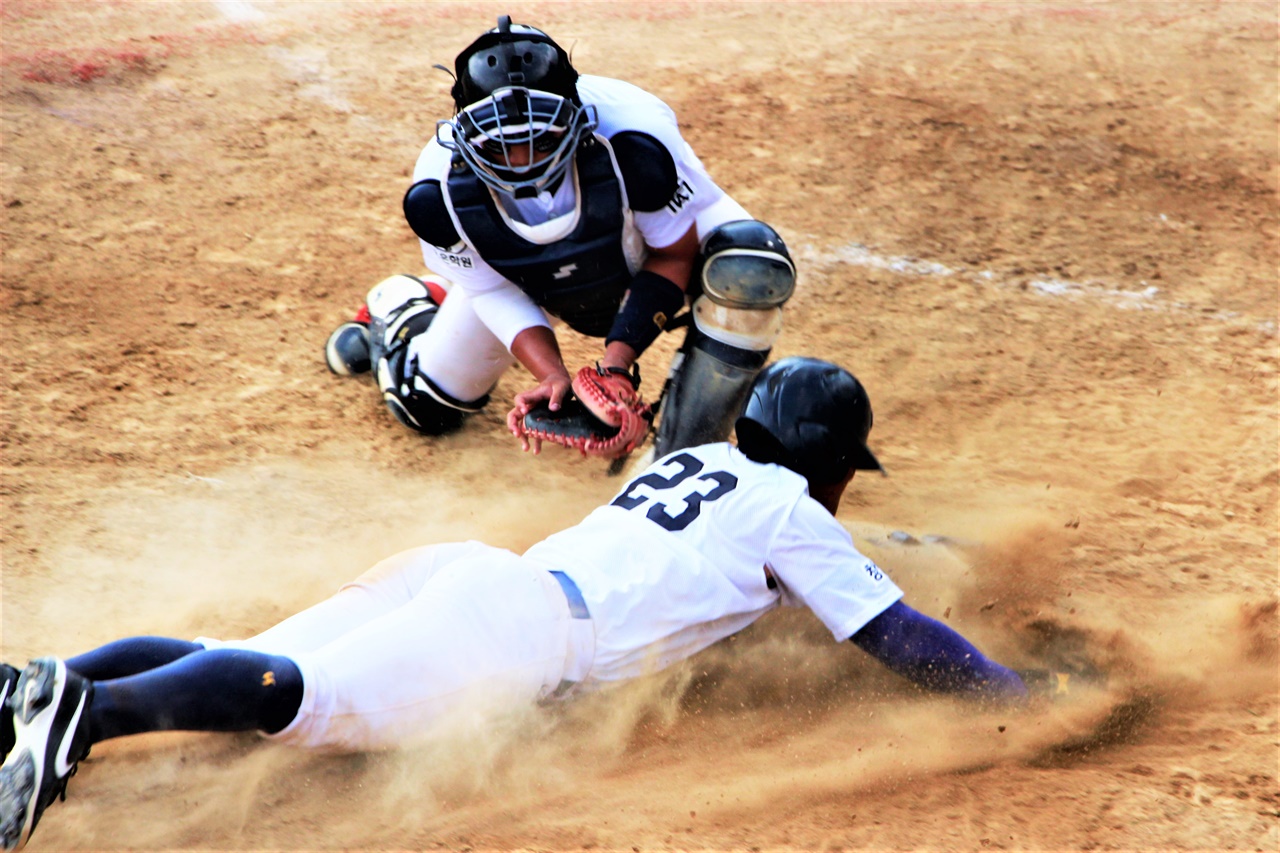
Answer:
[{"left": 734, "top": 357, "right": 885, "bottom": 483}]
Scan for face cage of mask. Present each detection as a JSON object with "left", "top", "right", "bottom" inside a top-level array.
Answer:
[{"left": 438, "top": 88, "right": 598, "bottom": 197}]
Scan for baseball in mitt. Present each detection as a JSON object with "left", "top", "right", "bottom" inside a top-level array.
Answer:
[{"left": 516, "top": 364, "right": 652, "bottom": 459}]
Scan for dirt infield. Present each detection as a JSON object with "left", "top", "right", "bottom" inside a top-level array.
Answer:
[{"left": 2, "top": 1, "right": 1276, "bottom": 850}]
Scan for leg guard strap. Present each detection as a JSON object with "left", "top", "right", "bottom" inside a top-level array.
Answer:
[
  {"left": 653, "top": 325, "right": 769, "bottom": 458},
  {"left": 377, "top": 346, "right": 489, "bottom": 436}
]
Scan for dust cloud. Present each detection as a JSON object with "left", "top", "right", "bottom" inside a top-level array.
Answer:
[{"left": 9, "top": 445, "right": 1273, "bottom": 850}]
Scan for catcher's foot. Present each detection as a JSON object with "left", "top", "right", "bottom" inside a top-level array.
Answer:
[
  {"left": 0, "top": 658, "right": 93, "bottom": 852},
  {"left": 324, "top": 321, "right": 372, "bottom": 376}
]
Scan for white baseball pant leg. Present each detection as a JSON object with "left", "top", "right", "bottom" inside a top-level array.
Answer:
[
  {"left": 256, "top": 546, "right": 574, "bottom": 752},
  {"left": 406, "top": 285, "right": 517, "bottom": 404},
  {"left": 209, "top": 542, "right": 496, "bottom": 658}
]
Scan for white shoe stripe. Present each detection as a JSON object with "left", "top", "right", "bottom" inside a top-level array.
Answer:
[{"left": 52, "top": 691, "right": 87, "bottom": 779}]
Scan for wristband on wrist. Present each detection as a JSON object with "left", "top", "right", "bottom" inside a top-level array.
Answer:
[{"left": 605, "top": 270, "right": 686, "bottom": 354}]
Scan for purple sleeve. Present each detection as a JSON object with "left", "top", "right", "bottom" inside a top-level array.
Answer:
[{"left": 850, "top": 601, "right": 1028, "bottom": 702}]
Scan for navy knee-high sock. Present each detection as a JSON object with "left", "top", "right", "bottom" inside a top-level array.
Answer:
[
  {"left": 89, "top": 649, "right": 304, "bottom": 743},
  {"left": 67, "top": 636, "right": 204, "bottom": 680}
]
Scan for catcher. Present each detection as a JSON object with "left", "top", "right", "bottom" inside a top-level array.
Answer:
[
  {"left": 324, "top": 16, "right": 797, "bottom": 461},
  {"left": 0, "top": 359, "right": 1087, "bottom": 851}
]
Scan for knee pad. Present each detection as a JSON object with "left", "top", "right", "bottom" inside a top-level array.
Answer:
[
  {"left": 693, "top": 220, "right": 796, "bottom": 309},
  {"left": 376, "top": 336, "right": 489, "bottom": 437}
]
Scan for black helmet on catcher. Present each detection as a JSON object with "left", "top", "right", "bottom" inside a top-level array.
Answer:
[
  {"left": 734, "top": 357, "right": 885, "bottom": 484},
  {"left": 449, "top": 16, "right": 579, "bottom": 109},
  {"left": 439, "top": 16, "right": 596, "bottom": 198}
]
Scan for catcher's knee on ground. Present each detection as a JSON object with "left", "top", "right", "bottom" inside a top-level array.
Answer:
[
  {"left": 377, "top": 345, "right": 489, "bottom": 436},
  {"left": 350, "top": 275, "right": 488, "bottom": 435}
]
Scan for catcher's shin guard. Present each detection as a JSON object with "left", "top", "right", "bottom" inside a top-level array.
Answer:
[
  {"left": 652, "top": 220, "right": 794, "bottom": 457},
  {"left": 370, "top": 285, "right": 487, "bottom": 436},
  {"left": 324, "top": 274, "right": 448, "bottom": 377},
  {"left": 366, "top": 274, "right": 440, "bottom": 369},
  {"left": 655, "top": 219, "right": 793, "bottom": 458},
  {"left": 652, "top": 298, "right": 779, "bottom": 457}
]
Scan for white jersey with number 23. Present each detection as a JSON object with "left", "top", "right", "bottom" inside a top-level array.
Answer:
[{"left": 523, "top": 443, "right": 904, "bottom": 686}]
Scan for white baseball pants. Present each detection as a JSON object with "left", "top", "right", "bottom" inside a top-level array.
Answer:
[{"left": 206, "top": 542, "right": 590, "bottom": 752}]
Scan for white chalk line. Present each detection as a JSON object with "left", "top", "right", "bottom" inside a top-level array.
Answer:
[{"left": 797, "top": 241, "right": 1276, "bottom": 336}]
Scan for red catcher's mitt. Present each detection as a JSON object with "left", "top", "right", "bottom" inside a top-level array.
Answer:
[{"left": 516, "top": 364, "right": 652, "bottom": 459}]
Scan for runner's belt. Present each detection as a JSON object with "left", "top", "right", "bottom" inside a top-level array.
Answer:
[{"left": 547, "top": 570, "right": 594, "bottom": 697}]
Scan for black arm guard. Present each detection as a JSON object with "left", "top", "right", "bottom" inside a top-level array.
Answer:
[{"left": 605, "top": 270, "right": 686, "bottom": 354}]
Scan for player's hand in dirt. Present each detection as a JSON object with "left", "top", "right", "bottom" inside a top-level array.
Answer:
[{"left": 1016, "top": 666, "right": 1107, "bottom": 703}]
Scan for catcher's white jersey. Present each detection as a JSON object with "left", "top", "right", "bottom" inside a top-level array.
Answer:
[
  {"left": 410, "top": 74, "right": 745, "bottom": 351},
  {"left": 523, "top": 443, "right": 904, "bottom": 684}
]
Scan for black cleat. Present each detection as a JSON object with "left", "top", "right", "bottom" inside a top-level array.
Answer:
[
  {"left": 0, "top": 666, "right": 20, "bottom": 765},
  {"left": 0, "top": 658, "right": 93, "bottom": 851},
  {"left": 324, "top": 321, "right": 372, "bottom": 375}
]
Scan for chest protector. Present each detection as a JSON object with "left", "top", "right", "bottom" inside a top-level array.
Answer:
[{"left": 446, "top": 136, "right": 631, "bottom": 337}]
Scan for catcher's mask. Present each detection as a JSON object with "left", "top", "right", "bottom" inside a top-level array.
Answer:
[
  {"left": 734, "top": 357, "right": 885, "bottom": 484},
  {"left": 441, "top": 87, "right": 596, "bottom": 198},
  {"left": 440, "top": 16, "right": 594, "bottom": 198}
]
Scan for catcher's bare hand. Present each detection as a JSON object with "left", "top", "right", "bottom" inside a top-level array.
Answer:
[{"left": 507, "top": 370, "right": 572, "bottom": 453}]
